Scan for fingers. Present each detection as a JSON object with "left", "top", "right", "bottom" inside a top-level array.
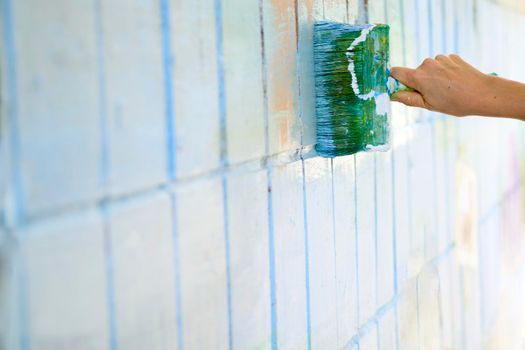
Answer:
[
  {"left": 448, "top": 54, "right": 464, "bottom": 64},
  {"left": 390, "top": 67, "right": 418, "bottom": 89},
  {"left": 391, "top": 91, "right": 427, "bottom": 109},
  {"left": 435, "top": 54, "right": 454, "bottom": 66}
]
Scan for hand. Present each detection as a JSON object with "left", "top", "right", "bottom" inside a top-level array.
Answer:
[{"left": 390, "top": 54, "right": 501, "bottom": 117}]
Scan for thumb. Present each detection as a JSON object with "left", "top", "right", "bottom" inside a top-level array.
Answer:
[
  {"left": 391, "top": 91, "right": 426, "bottom": 108},
  {"left": 390, "top": 67, "right": 418, "bottom": 89}
]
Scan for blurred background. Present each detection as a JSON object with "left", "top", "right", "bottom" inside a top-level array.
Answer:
[{"left": 2, "top": 0, "right": 525, "bottom": 349}]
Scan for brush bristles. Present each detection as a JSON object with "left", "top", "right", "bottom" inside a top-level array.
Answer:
[{"left": 314, "top": 21, "right": 390, "bottom": 157}]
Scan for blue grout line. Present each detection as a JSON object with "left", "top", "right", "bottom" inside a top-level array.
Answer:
[
  {"left": 16, "top": 247, "right": 30, "bottom": 350},
  {"left": 160, "top": 0, "right": 176, "bottom": 180},
  {"left": 394, "top": 3, "right": 406, "bottom": 348},
  {"left": 94, "top": 3, "right": 117, "bottom": 349},
  {"left": 301, "top": 159, "right": 312, "bottom": 350},
  {"left": 375, "top": 319, "right": 381, "bottom": 349},
  {"left": 459, "top": 267, "right": 467, "bottom": 350},
  {"left": 390, "top": 144, "right": 400, "bottom": 350},
  {"left": 415, "top": 276, "right": 421, "bottom": 350},
  {"left": 214, "top": 1, "right": 233, "bottom": 348},
  {"left": 293, "top": 0, "right": 310, "bottom": 347},
  {"left": 266, "top": 171, "right": 278, "bottom": 350},
  {"left": 353, "top": 156, "right": 360, "bottom": 328},
  {"left": 101, "top": 203, "right": 118, "bottom": 350},
  {"left": 169, "top": 194, "right": 184, "bottom": 350},
  {"left": 258, "top": 0, "right": 278, "bottom": 347},
  {"left": 453, "top": 0, "right": 459, "bottom": 52},
  {"left": 427, "top": 0, "right": 441, "bottom": 262},
  {"left": 1, "top": 1, "right": 29, "bottom": 347},
  {"left": 441, "top": 0, "right": 447, "bottom": 52},
  {"left": 2, "top": 0, "right": 24, "bottom": 227},
  {"left": 398, "top": 0, "right": 406, "bottom": 67},
  {"left": 221, "top": 177, "right": 233, "bottom": 350},
  {"left": 95, "top": 0, "right": 109, "bottom": 192},
  {"left": 215, "top": 0, "right": 228, "bottom": 168},
  {"left": 159, "top": 3, "right": 183, "bottom": 347},
  {"left": 330, "top": 159, "right": 340, "bottom": 347},
  {"left": 413, "top": 0, "right": 421, "bottom": 62},
  {"left": 373, "top": 154, "right": 379, "bottom": 310},
  {"left": 427, "top": 0, "right": 434, "bottom": 55}
]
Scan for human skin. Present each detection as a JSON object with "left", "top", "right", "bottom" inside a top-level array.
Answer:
[{"left": 390, "top": 54, "right": 525, "bottom": 120}]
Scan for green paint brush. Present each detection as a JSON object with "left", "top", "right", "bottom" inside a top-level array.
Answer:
[{"left": 314, "top": 21, "right": 409, "bottom": 157}]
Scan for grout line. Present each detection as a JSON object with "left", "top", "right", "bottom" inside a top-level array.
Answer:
[
  {"left": 413, "top": 0, "right": 421, "bottom": 62},
  {"left": 353, "top": 156, "right": 360, "bottom": 330},
  {"left": 95, "top": 0, "right": 109, "bottom": 193},
  {"left": 373, "top": 154, "right": 379, "bottom": 310},
  {"left": 94, "top": 2, "right": 118, "bottom": 350},
  {"left": 301, "top": 159, "right": 312, "bottom": 350},
  {"left": 416, "top": 275, "right": 421, "bottom": 350},
  {"left": 294, "top": 1, "right": 310, "bottom": 347},
  {"left": 160, "top": 0, "right": 176, "bottom": 180},
  {"left": 1, "top": 0, "right": 23, "bottom": 228},
  {"left": 390, "top": 130, "right": 400, "bottom": 350},
  {"left": 398, "top": 0, "right": 407, "bottom": 66},
  {"left": 11, "top": 117, "right": 439, "bottom": 231},
  {"left": 159, "top": 3, "right": 183, "bottom": 348},
  {"left": 427, "top": 0, "right": 434, "bottom": 55},
  {"left": 101, "top": 202, "right": 118, "bottom": 350},
  {"left": 330, "top": 159, "right": 340, "bottom": 348},
  {"left": 266, "top": 170, "right": 278, "bottom": 350},
  {"left": 427, "top": 0, "right": 441, "bottom": 264},
  {"left": 441, "top": 0, "right": 447, "bottom": 52},
  {"left": 1, "top": 1, "right": 30, "bottom": 348},
  {"left": 453, "top": 0, "right": 459, "bottom": 52},
  {"left": 221, "top": 177, "right": 233, "bottom": 350},
  {"left": 6, "top": 116, "right": 442, "bottom": 231},
  {"left": 213, "top": 0, "right": 233, "bottom": 348},
  {"left": 375, "top": 319, "right": 380, "bottom": 349},
  {"left": 169, "top": 193, "right": 184, "bottom": 350},
  {"left": 15, "top": 249, "right": 30, "bottom": 350},
  {"left": 258, "top": 1, "right": 278, "bottom": 347},
  {"left": 436, "top": 265, "right": 445, "bottom": 350},
  {"left": 459, "top": 267, "right": 467, "bottom": 350}
]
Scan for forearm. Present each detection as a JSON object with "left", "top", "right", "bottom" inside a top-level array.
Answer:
[{"left": 481, "top": 76, "right": 525, "bottom": 120}]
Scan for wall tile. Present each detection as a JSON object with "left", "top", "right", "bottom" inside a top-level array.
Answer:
[
  {"left": 12, "top": 0, "right": 102, "bottom": 216},
  {"left": 227, "top": 170, "right": 271, "bottom": 348},
  {"left": 176, "top": 179, "right": 229, "bottom": 349},
  {"left": 355, "top": 152, "right": 377, "bottom": 324},
  {"left": 21, "top": 211, "right": 108, "bottom": 349},
  {"left": 171, "top": 0, "right": 221, "bottom": 178},
  {"left": 271, "top": 161, "right": 308, "bottom": 349},
  {"left": 101, "top": 0, "right": 167, "bottom": 195},
  {"left": 263, "top": 0, "right": 301, "bottom": 155},
  {"left": 304, "top": 157, "right": 338, "bottom": 348},
  {"left": 378, "top": 308, "right": 397, "bottom": 350},
  {"left": 109, "top": 193, "right": 178, "bottom": 349},
  {"left": 332, "top": 156, "right": 358, "bottom": 343},
  {"left": 222, "top": 0, "right": 266, "bottom": 164}
]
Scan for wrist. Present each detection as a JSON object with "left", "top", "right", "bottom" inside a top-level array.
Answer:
[{"left": 474, "top": 75, "right": 509, "bottom": 117}]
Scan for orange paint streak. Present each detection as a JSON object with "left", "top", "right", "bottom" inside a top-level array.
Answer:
[{"left": 267, "top": 0, "right": 297, "bottom": 149}]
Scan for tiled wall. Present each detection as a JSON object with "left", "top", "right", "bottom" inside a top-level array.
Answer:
[{"left": 2, "top": 0, "right": 525, "bottom": 349}]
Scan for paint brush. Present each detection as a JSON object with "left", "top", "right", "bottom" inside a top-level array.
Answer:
[{"left": 313, "top": 21, "right": 409, "bottom": 157}]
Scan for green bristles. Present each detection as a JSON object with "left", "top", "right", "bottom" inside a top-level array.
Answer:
[{"left": 314, "top": 21, "right": 392, "bottom": 157}]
